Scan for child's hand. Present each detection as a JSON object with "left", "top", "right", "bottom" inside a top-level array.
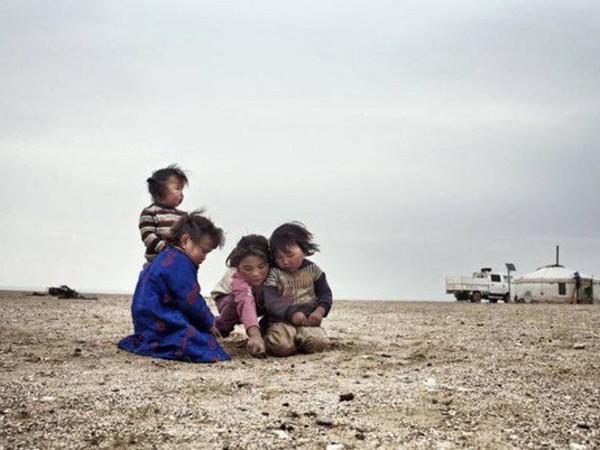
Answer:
[
  {"left": 247, "top": 335, "right": 267, "bottom": 358},
  {"left": 209, "top": 326, "right": 222, "bottom": 339},
  {"left": 306, "top": 310, "right": 324, "bottom": 327},
  {"left": 291, "top": 311, "right": 308, "bottom": 327}
]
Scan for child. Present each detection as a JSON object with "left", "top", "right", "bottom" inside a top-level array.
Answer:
[
  {"left": 118, "top": 210, "right": 230, "bottom": 363},
  {"left": 262, "top": 222, "right": 333, "bottom": 357},
  {"left": 211, "top": 235, "right": 270, "bottom": 358},
  {"left": 139, "top": 164, "right": 188, "bottom": 263}
]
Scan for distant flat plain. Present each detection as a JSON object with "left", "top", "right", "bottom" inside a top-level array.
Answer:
[{"left": 1, "top": 291, "right": 598, "bottom": 449}]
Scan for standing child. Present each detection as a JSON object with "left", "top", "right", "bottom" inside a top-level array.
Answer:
[
  {"left": 262, "top": 222, "right": 333, "bottom": 357},
  {"left": 118, "top": 210, "right": 230, "bottom": 363},
  {"left": 139, "top": 164, "right": 188, "bottom": 263},
  {"left": 211, "top": 235, "right": 270, "bottom": 358}
]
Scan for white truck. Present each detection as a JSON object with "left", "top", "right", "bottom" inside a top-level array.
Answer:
[{"left": 445, "top": 268, "right": 511, "bottom": 303}]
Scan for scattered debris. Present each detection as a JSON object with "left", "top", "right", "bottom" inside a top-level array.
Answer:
[
  {"left": 45, "top": 285, "right": 98, "bottom": 300},
  {"left": 1, "top": 294, "right": 598, "bottom": 448}
]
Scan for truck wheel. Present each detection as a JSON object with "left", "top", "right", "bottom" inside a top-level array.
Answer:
[
  {"left": 503, "top": 293, "right": 510, "bottom": 303},
  {"left": 470, "top": 292, "right": 482, "bottom": 303}
]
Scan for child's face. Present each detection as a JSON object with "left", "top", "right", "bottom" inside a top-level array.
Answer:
[
  {"left": 160, "top": 175, "right": 184, "bottom": 208},
  {"left": 237, "top": 255, "right": 269, "bottom": 287},
  {"left": 274, "top": 244, "right": 305, "bottom": 273},
  {"left": 181, "top": 234, "right": 214, "bottom": 265}
]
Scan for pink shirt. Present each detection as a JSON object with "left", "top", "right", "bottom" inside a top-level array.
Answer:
[{"left": 211, "top": 268, "right": 259, "bottom": 330}]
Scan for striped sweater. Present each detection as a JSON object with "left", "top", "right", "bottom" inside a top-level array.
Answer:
[
  {"left": 263, "top": 259, "right": 333, "bottom": 323},
  {"left": 139, "top": 203, "right": 186, "bottom": 262}
]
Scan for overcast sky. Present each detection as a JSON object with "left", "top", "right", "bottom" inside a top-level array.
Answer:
[{"left": 1, "top": 0, "right": 599, "bottom": 300}]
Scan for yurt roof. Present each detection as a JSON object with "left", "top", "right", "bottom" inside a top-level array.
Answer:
[{"left": 515, "top": 265, "right": 593, "bottom": 283}]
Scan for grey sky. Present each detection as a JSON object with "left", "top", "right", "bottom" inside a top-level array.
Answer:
[{"left": 1, "top": 1, "right": 599, "bottom": 300}]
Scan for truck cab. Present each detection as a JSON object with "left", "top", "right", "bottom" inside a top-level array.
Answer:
[{"left": 486, "top": 271, "right": 509, "bottom": 299}]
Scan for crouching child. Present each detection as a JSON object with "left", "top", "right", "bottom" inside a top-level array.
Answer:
[{"left": 262, "top": 222, "right": 333, "bottom": 357}]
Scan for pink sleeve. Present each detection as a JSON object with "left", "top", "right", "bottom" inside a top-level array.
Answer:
[{"left": 231, "top": 272, "right": 260, "bottom": 330}]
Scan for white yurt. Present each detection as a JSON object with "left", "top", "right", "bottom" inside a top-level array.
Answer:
[{"left": 514, "top": 264, "right": 600, "bottom": 304}]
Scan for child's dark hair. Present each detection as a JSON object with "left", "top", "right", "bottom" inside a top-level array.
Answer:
[
  {"left": 226, "top": 235, "right": 271, "bottom": 268},
  {"left": 147, "top": 164, "right": 188, "bottom": 201},
  {"left": 269, "top": 222, "right": 319, "bottom": 256},
  {"left": 167, "top": 209, "right": 225, "bottom": 249}
]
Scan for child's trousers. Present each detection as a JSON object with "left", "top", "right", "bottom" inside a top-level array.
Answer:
[{"left": 264, "top": 322, "right": 330, "bottom": 357}]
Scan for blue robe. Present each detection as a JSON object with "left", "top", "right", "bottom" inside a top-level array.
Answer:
[{"left": 118, "top": 247, "right": 230, "bottom": 363}]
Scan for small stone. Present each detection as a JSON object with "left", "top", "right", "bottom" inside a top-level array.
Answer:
[
  {"left": 316, "top": 417, "right": 335, "bottom": 426},
  {"left": 436, "top": 442, "right": 453, "bottom": 450},
  {"left": 569, "top": 444, "right": 586, "bottom": 450},
  {"left": 152, "top": 360, "right": 168, "bottom": 368},
  {"left": 339, "top": 393, "right": 354, "bottom": 402},
  {"left": 327, "top": 445, "right": 344, "bottom": 450},
  {"left": 573, "top": 343, "right": 586, "bottom": 350},
  {"left": 40, "top": 396, "right": 56, "bottom": 403},
  {"left": 272, "top": 429, "right": 289, "bottom": 439},
  {"left": 279, "top": 422, "right": 293, "bottom": 431},
  {"left": 423, "top": 378, "right": 437, "bottom": 389}
]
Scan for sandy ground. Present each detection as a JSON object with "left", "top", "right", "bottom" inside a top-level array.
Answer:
[{"left": 0, "top": 290, "right": 599, "bottom": 450}]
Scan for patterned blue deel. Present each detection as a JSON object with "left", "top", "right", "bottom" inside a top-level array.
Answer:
[{"left": 118, "top": 247, "right": 230, "bottom": 363}]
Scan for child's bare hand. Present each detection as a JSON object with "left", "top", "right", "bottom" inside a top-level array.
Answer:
[
  {"left": 291, "top": 311, "right": 308, "bottom": 327},
  {"left": 209, "top": 326, "right": 222, "bottom": 339},
  {"left": 246, "top": 336, "right": 267, "bottom": 358},
  {"left": 306, "top": 312, "right": 323, "bottom": 327}
]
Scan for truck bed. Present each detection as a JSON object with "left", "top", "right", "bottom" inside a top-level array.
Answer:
[{"left": 445, "top": 276, "right": 489, "bottom": 293}]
